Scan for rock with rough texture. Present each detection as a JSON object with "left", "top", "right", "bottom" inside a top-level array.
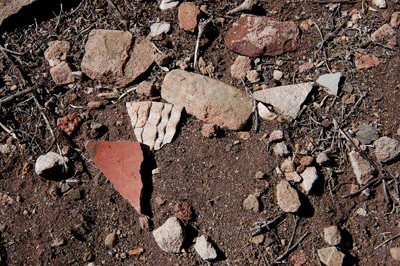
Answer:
[
  {"left": 374, "top": 136, "right": 400, "bottom": 163},
  {"left": 317, "top": 247, "right": 345, "bottom": 266},
  {"left": 285, "top": 172, "right": 302, "bottom": 183},
  {"left": 391, "top": 12, "right": 400, "bottom": 28},
  {"left": 316, "top": 73, "right": 342, "bottom": 96},
  {"left": 276, "top": 180, "right": 301, "bottom": 213},
  {"left": 246, "top": 70, "right": 260, "bottom": 83},
  {"left": 123, "top": 39, "right": 156, "bottom": 86},
  {"left": 174, "top": 201, "right": 193, "bottom": 221},
  {"left": 300, "top": 166, "right": 318, "bottom": 194},
  {"left": 254, "top": 83, "right": 313, "bottom": 119},
  {"left": 300, "top": 156, "right": 314, "bottom": 166},
  {"left": 348, "top": 151, "right": 375, "bottom": 185},
  {"left": 231, "top": 56, "right": 251, "bottom": 79},
  {"left": 57, "top": 113, "right": 81, "bottom": 135},
  {"left": 371, "top": 24, "right": 395, "bottom": 42},
  {"left": 45, "top": 41, "right": 71, "bottom": 67},
  {"left": 81, "top": 29, "right": 133, "bottom": 83},
  {"left": 201, "top": 124, "right": 218, "bottom": 138},
  {"left": 136, "top": 81, "right": 155, "bottom": 97},
  {"left": 274, "top": 143, "right": 290, "bottom": 157},
  {"left": 194, "top": 235, "right": 218, "bottom": 261},
  {"left": 258, "top": 103, "right": 277, "bottom": 120},
  {"left": 243, "top": 194, "right": 260, "bottom": 212},
  {"left": 126, "top": 101, "right": 182, "bottom": 150},
  {"left": 153, "top": 217, "right": 186, "bottom": 253},
  {"left": 225, "top": 14, "right": 300, "bottom": 57},
  {"left": 178, "top": 2, "right": 201, "bottom": 33},
  {"left": 356, "top": 124, "right": 380, "bottom": 145},
  {"left": 372, "top": 0, "right": 386, "bottom": 8},
  {"left": 85, "top": 141, "right": 144, "bottom": 213},
  {"left": 355, "top": 51, "right": 380, "bottom": 70},
  {"left": 50, "top": 61, "right": 75, "bottom": 85},
  {"left": 150, "top": 22, "right": 171, "bottom": 37},
  {"left": 160, "top": 0, "right": 179, "bottom": 10},
  {"left": 269, "top": 130, "right": 284, "bottom": 142},
  {"left": 0, "top": 0, "right": 37, "bottom": 26},
  {"left": 324, "top": 226, "right": 341, "bottom": 246},
  {"left": 316, "top": 152, "right": 331, "bottom": 166},
  {"left": 162, "top": 70, "right": 253, "bottom": 130},
  {"left": 281, "top": 159, "right": 295, "bottom": 173},
  {"left": 390, "top": 247, "right": 400, "bottom": 261},
  {"left": 105, "top": 231, "right": 117, "bottom": 247},
  {"left": 35, "top": 152, "right": 68, "bottom": 178}
]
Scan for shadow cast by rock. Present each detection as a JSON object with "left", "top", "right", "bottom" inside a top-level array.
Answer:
[
  {"left": 140, "top": 144, "right": 157, "bottom": 217},
  {"left": 296, "top": 191, "right": 315, "bottom": 218}
]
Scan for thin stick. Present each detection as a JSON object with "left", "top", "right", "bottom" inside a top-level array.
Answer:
[
  {"left": 0, "top": 85, "right": 39, "bottom": 104},
  {"left": 0, "top": 121, "right": 18, "bottom": 140},
  {"left": 312, "top": 0, "right": 358, "bottom": 3},
  {"left": 374, "top": 233, "right": 400, "bottom": 250},
  {"left": 313, "top": 22, "right": 332, "bottom": 73},
  {"left": 194, "top": 18, "right": 212, "bottom": 70},
  {"left": 0, "top": 45, "right": 27, "bottom": 85}
]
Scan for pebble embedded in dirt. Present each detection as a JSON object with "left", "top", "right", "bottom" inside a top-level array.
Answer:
[
  {"left": 285, "top": 172, "right": 302, "bottom": 183},
  {"left": 273, "top": 70, "right": 283, "bottom": 81},
  {"left": 243, "top": 194, "right": 260, "bottom": 213},
  {"left": 50, "top": 61, "right": 75, "bottom": 85},
  {"left": 372, "top": 0, "right": 387, "bottom": 9},
  {"left": 317, "top": 246, "right": 345, "bottom": 266},
  {"left": 254, "top": 171, "right": 266, "bottom": 179},
  {"left": 225, "top": 15, "right": 300, "bottom": 57},
  {"left": 281, "top": 159, "right": 295, "bottom": 173},
  {"left": 276, "top": 180, "right": 301, "bottom": 213},
  {"left": 355, "top": 50, "right": 380, "bottom": 70},
  {"left": 87, "top": 101, "right": 104, "bottom": 109},
  {"left": 126, "top": 101, "right": 182, "bottom": 150},
  {"left": 159, "top": 0, "right": 179, "bottom": 10},
  {"left": 249, "top": 234, "right": 264, "bottom": 245},
  {"left": 178, "top": 2, "right": 201, "bottom": 33},
  {"left": 136, "top": 81, "right": 155, "bottom": 97},
  {"left": 300, "top": 156, "right": 314, "bottom": 166},
  {"left": 254, "top": 83, "right": 314, "bottom": 119},
  {"left": 86, "top": 141, "right": 144, "bottom": 213},
  {"left": 152, "top": 217, "right": 186, "bottom": 253},
  {"left": 128, "top": 247, "right": 144, "bottom": 256},
  {"left": 298, "top": 62, "right": 314, "bottom": 73},
  {"left": 105, "top": 231, "right": 117, "bottom": 248},
  {"left": 174, "top": 201, "right": 193, "bottom": 221},
  {"left": 316, "top": 72, "right": 342, "bottom": 95},
  {"left": 139, "top": 215, "right": 152, "bottom": 230},
  {"left": 371, "top": 24, "right": 396, "bottom": 46},
  {"left": 162, "top": 70, "right": 253, "bottom": 130},
  {"left": 348, "top": 151, "right": 375, "bottom": 185},
  {"left": 274, "top": 143, "right": 290, "bottom": 157},
  {"left": 269, "top": 130, "right": 284, "bottom": 142},
  {"left": 324, "top": 226, "right": 342, "bottom": 246},
  {"left": 155, "top": 196, "right": 166, "bottom": 206},
  {"left": 44, "top": 40, "right": 70, "bottom": 67},
  {"left": 300, "top": 166, "right": 318, "bottom": 194},
  {"left": 150, "top": 22, "right": 171, "bottom": 37},
  {"left": 201, "top": 124, "right": 218, "bottom": 138},
  {"left": 246, "top": 70, "right": 260, "bottom": 83},
  {"left": 35, "top": 151, "right": 68, "bottom": 178},
  {"left": 57, "top": 113, "right": 81, "bottom": 135},
  {"left": 0, "top": 192, "right": 14, "bottom": 205},
  {"left": 230, "top": 55, "right": 251, "bottom": 80},
  {"left": 194, "top": 235, "right": 218, "bottom": 261},
  {"left": 390, "top": 247, "right": 400, "bottom": 261},
  {"left": 374, "top": 136, "right": 400, "bottom": 163},
  {"left": 237, "top": 131, "right": 250, "bottom": 140},
  {"left": 355, "top": 124, "right": 380, "bottom": 145},
  {"left": 50, "top": 238, "right": 65, "bottom": 247},
  {"left": 258, "top": 103, "right": 277, "bottom": 121},
  {"left": 391, "top": 12, "right": 400, "bottom": 28},
  {"left": 316, "top": 152, "right": 331, "bottom": 166}
]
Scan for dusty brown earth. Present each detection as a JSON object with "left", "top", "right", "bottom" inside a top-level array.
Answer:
[{"left": 1, "top": 0, "right": 400, "bottom": 265}]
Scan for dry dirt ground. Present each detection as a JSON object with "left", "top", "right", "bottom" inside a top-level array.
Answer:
[{"left": 1, "top": 0, "right": 400, "bottom": 265}]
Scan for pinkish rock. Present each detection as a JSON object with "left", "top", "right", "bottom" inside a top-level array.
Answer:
[
  {"left": 81, "top": 29, "right": 132, "bottom": 83},
  {"left": 300, "top": 166, "right": 318, "bottom": 194},
  {"left": 317, "top": 247, "right": 345, "bottom": 266},
  {"left": 50, "top": 62, "right": 75, "bottom": 85},
  {"left": 285, "top": 172, "right": 302, "bottom": 183},
  {"left": 276, "top": 180, "right": 301, "bottom": 213},
  {"left": 390, "top": 247, "right": 400, "bottom": 261},
  {"left": 201, "top": 124, "right": 218, "bottom": 138},
  {"left": 136, "top": 81, "right": 155, "bottom": 97},
  {"left": 243, "top": 194, "right": 260, "bottom": 212},
  {"left": 85, "top": 141, "right": 144, "bottom": 213},
  {"left": 348, "top": 151, "right": 375, "bottom": 185},
  {"left": 45, "top": 40, "right": 71, "bottom": 67},
  {"left": 391, "top": 12, "right": 400, "bottom": 28},
  {"left": 87, "top": 101, "right": 104, "bottom": 109},
  {"left": 300, "top": 156, "right": 314, "bottom": 166},
  {"left": 281, "top": 159, "right": 295, "bottom": 173},
  {"left": 371, "top": 24, "right": 396, "bottom": 46},
  {"left": 230, "top": 56, "right": 251, "bottom": 79},
  {"left": 355, "top": 50, "right": 380, "bottom": 70},
  {"left": 225, "top": 15, "right": 300, "bottom": 58},
  {"left": 246, "top": 70, "right": 260, "bottom": 83},
  {"left": 123, "top": 39, "right": 156, "bottom": 86},
  {"left": 324, "top": 226, "right": 341, "bottom": 246},
  {"left": 57, "top": 113, "right": 81, "bottom": 135},
  {"left": 298, "top": 62, "right": 314, "bottom": 73},
  {"left": 161, "top": 70, "right": 253, "bottom": 130},
  {"left": 374, "top": 136, "right": 400, "bottom": 163},
  {"left": 0, "top": 0, "right": 37, "bottom": 26},
  {"left": 178, "top": 2, "right": 201, "bottom": 33}
]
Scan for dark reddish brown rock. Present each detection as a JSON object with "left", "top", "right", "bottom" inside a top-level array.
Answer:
[
  {"left": 85, "top": 141, "right": 144, "bottom": 213},
  {"left": 174, "top": 201, "right": 193, "bottom": 221},
  {"left": 178, "top": 2, "right": 201, "bottom": 33},
  {"left": 57, "top": 113, "right": 81, "bottom": 135},
  {"left": 225, "top": 14, "right": 300, "bottom": 58},
  {"left": 300, "top": 156, "right": 314, "bottom": 166}
]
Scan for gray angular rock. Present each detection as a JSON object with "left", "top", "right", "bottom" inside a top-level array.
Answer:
[
  {"left": 348, "top": 151, "right": 374, "bottom": 185},
  {"left": 276, "top": 180, "right": 301, "bottom": 213},
  {"left": 316, "top": 152, "right": 331, "bottom": 166},
  {"left": 374, "top": 136, "right": 400, "bottom": 163},
  {"left": 150, "top": 22, "right": 171, "bottom": 37},
  {"left": 317, "top": 247, "right": 345, "bottom": 266},
  {"left": 160, "top": 0, "right": 179, "bottom": 10},
  {"left": 254, "top": 83, "right": 314, "bottom": 119},
  {"left": 258, "top": 103, "right": 277, "bottom": 120},
  {"left": 300, "top": 166, "right": 318, "bottom": 194},
  {"left": 194, "top": 235, "right": 218, "bottom": 261},
  {"left": 274, "top": 143, "right": 290, "bottom": 157},
  {"left": 316, "top": 72, "right": 342, "bottom": 96},
  {"left": 355, "top": 124, "right": 380, "bottom": 145},
  {"left": 243, "top": 194, "right": 260, "bottom": 212},
  {"left": 153, "top": 217, "right": 186, "bottom": 253},
  {"left": 269, "top": 130, "right": 284, "bottom": 142},
  {"left": 324, "top": 226, "right": 341, "bottom": 246},
  {"left": 35, "top": 152, "right": 68, "bottom": 178},
  {"left": 161, "top": 70, "right": 253, "bottom": 130},
  {"left": 224, "top": 14, "right": 300, "bottom": 57}
]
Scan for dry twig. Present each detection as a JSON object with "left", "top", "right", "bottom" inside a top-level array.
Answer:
[
  {"left": 227, "top": 0, "right": 255, "bottom": 15},
  {"left": 194, "top": 17, "right": 212, "bottom": 70},
  {"left": 374, "top": 233, "right": 400, "bottom": 250}
]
